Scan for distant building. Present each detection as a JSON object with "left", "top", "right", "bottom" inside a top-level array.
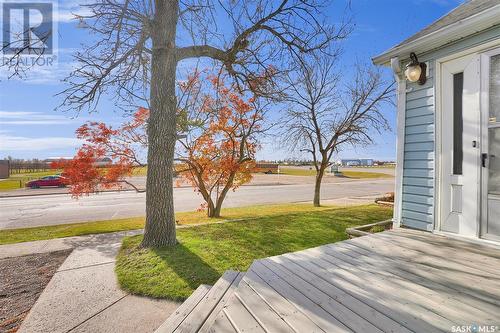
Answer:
[
  {"left": 43, "top": 157, "right": 112, "bottom": 167},
  {"left": 94, "top": 157, "right": 113, "bottom": 167},
  {"left": 340, "top": 159, "right": 374, "bottom": 167},
  {"left": 253, "top": 163, "right": 279, "bottom": 174},
  {"left": 0, "top": 160, "right": 9, "bottom": 179}
]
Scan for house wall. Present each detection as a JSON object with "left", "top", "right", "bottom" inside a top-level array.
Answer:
[{"left": 400, "top": 25, "right": 500, "bottom": 231}]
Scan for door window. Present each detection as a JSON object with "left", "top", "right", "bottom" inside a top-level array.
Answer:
[
  {"left": 488, "top": 55, "right": 500, "bottom": 195},
  {"left": 453, "top": 72, "right": 464, "bottom": 175}
]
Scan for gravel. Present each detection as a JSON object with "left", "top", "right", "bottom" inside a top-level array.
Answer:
[{"left": 0, "top": 250, "right": 71, "bottom": 332}]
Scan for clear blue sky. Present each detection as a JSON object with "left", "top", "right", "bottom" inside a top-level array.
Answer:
[{"left": 0, "top": 0, "right": 463, "bottom": 161}]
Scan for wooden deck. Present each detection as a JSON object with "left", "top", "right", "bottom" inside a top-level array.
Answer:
[{"left": 208, "top": 228, "right": 500, "bottom": 332}]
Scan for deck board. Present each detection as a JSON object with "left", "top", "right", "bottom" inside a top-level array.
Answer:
[
  {"left": 250, "top": 260, "right": 352, "bottom": 332},
  {"left": 156, "top": 284, "right": 211, "bottom": 333},
  {"left": 376, "top": 231, "right": 500, "bottom": 276},
  {"left": 234, "top": 281, "right": 295, "bottom": 332},
  {"left": 312, "top": 244, "right": 497, "bottom": 323},
  {"left": 198, "top": 273, "right": 245, "bottom": 333},
  {"left": 206, "top": 312, "right": 236, "bottom": 333},
  {"left": 216, "top": 229, "right": 500, "bottom": 333},
  {"left": 289, "top": 249, "right": 454, "bottom": 331},
  {"left": 283, "top": 251, "right": 441, "bottom": 333},
  {"left": 260, "top": 258, "right": 385, "bottom": 333},
  {"left": 332, "top": 241, "right": 500, "bottom": 318},
  {"left": 223, "top": 293, "right": 265, "bottom": 332},
  {"left": 176, "top": 271, "right": 240, "bottom": 333},
  {"left": 242, "top": 270, "right": 324, "bottom": 332},
  {"left": 270, "top": 254, "right": 413, "bottom": 333},
  {"left": 345, "top": 234, "right": 500, "bottom": 302}
]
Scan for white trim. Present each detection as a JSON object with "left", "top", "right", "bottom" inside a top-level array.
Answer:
[
  {"left": 392, "top": 57, "right": 405, "bottom": 229},
  {"left": 432, "top": 39, "right": 500, "bottom": 64},
  {"left": 434, "top": 59, "right": 441, "bottom": 232},
  {"left": 373, "top": 4, "right": 500, "bottom": 66},
  {"left": 436, "top": 54, "right": 481, "bottom": 236},
  {"left": 480, "top": 51, "right": 490, "bottom": 239}
]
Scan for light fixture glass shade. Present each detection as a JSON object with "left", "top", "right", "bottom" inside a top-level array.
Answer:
[{"left": 405, "top": 64, "right": 422, "bottom": 82}]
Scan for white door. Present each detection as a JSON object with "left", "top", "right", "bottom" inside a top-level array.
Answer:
[
  {"left": 480, "top": 48, "right": 500, "bottom": 242},
  {"left": 440, "top": 54, "right": 480, "bottom": 236}
]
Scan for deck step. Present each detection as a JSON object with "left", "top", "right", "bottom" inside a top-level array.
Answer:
[{"left": 156, "top": 270, "right": 245, "bottom": 333}]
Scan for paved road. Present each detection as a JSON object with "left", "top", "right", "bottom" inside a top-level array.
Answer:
[{"left": 0, "top": 179, "right": 394, "bottom": 230}]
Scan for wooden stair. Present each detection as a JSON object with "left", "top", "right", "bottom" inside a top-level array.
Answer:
[{"left": 155, "top": 270, "right": 244, "bottom": 333}]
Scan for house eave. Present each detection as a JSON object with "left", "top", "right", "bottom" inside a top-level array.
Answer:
[{"left": 372, "top": 4, "right": 500, "bottom": 66}]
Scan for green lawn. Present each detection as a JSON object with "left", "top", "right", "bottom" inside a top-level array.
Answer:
[
  {"left": 0, "top": 217, "right": 146, "bottom": 245},
  {"left": 279, "top": 167, "right": 317, "bottom": 176},
  {"left": 279, "top": 167, "right": 392, "bottom": 179},
  {"left": 115, "top": 204, "right": 392, "bottom": 300},
  {"left": 0, "top": 203, "right": 368, "bottom": 245},
  {"left": 341, "top": 171, "right": 393, "bottom": 179},
  {"left": 131, "top": 166, "right": 148, "bottom": 176}
]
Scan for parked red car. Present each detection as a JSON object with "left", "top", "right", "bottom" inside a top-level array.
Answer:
[{"left": 26, "top": 175, "right": 68, "bottom": 189}]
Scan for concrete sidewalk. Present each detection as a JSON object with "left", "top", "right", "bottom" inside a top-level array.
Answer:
[{"left": 1, "top": 231, "right": 180, "bottom": 333}]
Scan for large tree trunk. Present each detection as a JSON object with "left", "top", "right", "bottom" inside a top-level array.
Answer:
[
  {"left": 313, "top": 164, "right": 327, "bottom": 207},
  {"left": 141, "top": 0, "right": 179, "bottom": 248}
]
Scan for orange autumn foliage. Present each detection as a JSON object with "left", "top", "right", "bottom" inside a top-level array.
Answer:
[{"left": 57, "top": 72, "right": 267, "bottom": 216}]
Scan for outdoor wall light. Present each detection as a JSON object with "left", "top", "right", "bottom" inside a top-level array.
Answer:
[{"left": 405, "top": 52, "right": 427, "bottom": 85}]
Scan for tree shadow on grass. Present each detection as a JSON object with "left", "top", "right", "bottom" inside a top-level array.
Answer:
[
  {"left": 152, "top": 242, "right": 221, "bottom": 290},
  {"left": 116, "top": 205, "right": 393, "bottom": 299}
]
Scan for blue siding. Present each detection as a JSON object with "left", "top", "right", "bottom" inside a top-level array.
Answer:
[
  {"left": 402, "top": 63, "right": 435, "bottom": 231},
  {"left": 400, "top": 24, "right": 500, "bottom": 231}
]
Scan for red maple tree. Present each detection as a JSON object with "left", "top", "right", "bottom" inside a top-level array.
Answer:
[{"left": 56, "top": 72, "right": 268, "bottom": 217}]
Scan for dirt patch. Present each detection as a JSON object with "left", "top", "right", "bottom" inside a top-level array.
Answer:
[{"left": 0, "top": 250, "right": 72, "bottom": 333}]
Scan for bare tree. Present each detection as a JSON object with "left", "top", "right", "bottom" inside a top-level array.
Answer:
[
  {"left": 282, "top": 54, "right": 394, "bottom": 207},
  {"left": 22, "top": 0, "right": 348, "bottom": 247}
]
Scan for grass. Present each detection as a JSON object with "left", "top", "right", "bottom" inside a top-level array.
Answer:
[
  {"left": 279, "top": 167, "right": 317, "bottom": 176},
  {"left": 131, "top": 166, "right": 148, "bottom": 176},
  {"left": 0, "top": 170, "right": 62, "bottom": 191},
  {"left": 115, "top": 204, "right": 393, "bottom": 300},
  {"left": 0, "top": 217, "right": 146, "bottom": 245},
  {"left": 369, "top": 225, "right": 388, "bottom": 233},
  {"left": 0, "top": 202, "right": 374, "bottom": 245},
  {"left": 279, "top": 167, "right": 392, "bottom": 179},
  {"left": 340, "top": 171, "right": 393, "bottom": 179}
]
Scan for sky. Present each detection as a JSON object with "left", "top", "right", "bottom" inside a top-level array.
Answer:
[{"left": 0, "top": 0, "right": 464, "bottom": 161}]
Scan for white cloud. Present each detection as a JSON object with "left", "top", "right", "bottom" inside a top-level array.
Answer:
[
  {"left": 55, "top": 0, "right": 93, "bottom": 23},
  {"left": 0, "top": 60, "right": 78, "bottom": 84},
  {"left": 0, "top": 111, "right": 76, "bottom": 125},
  {"left": 0, "top": 134, "right": 82, "bottom": 151}
]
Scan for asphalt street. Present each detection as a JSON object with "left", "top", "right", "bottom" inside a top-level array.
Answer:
[{"left": 0, "top": 178, "right": 394, "bottom": 229}]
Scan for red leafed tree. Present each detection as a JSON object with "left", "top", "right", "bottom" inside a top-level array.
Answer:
[
  {"left": 58, "top": 73, "right": 268, "bottom": 217},
  {"left": 177, "top": 76, "right": 268, "bottom": 217},
  {"left": 52, "top": 108, "right": 148, "bottom": 195}
]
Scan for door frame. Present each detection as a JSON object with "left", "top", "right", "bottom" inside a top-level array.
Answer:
[
  {"left": 434, "top": 39, "right": 500, "bottom": 238},
  {"left": 480, "top": 47, "right": 500, "bottom": 242},
  {"left": 436, "top": 53, "right": 481, "bottom": 236}
]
